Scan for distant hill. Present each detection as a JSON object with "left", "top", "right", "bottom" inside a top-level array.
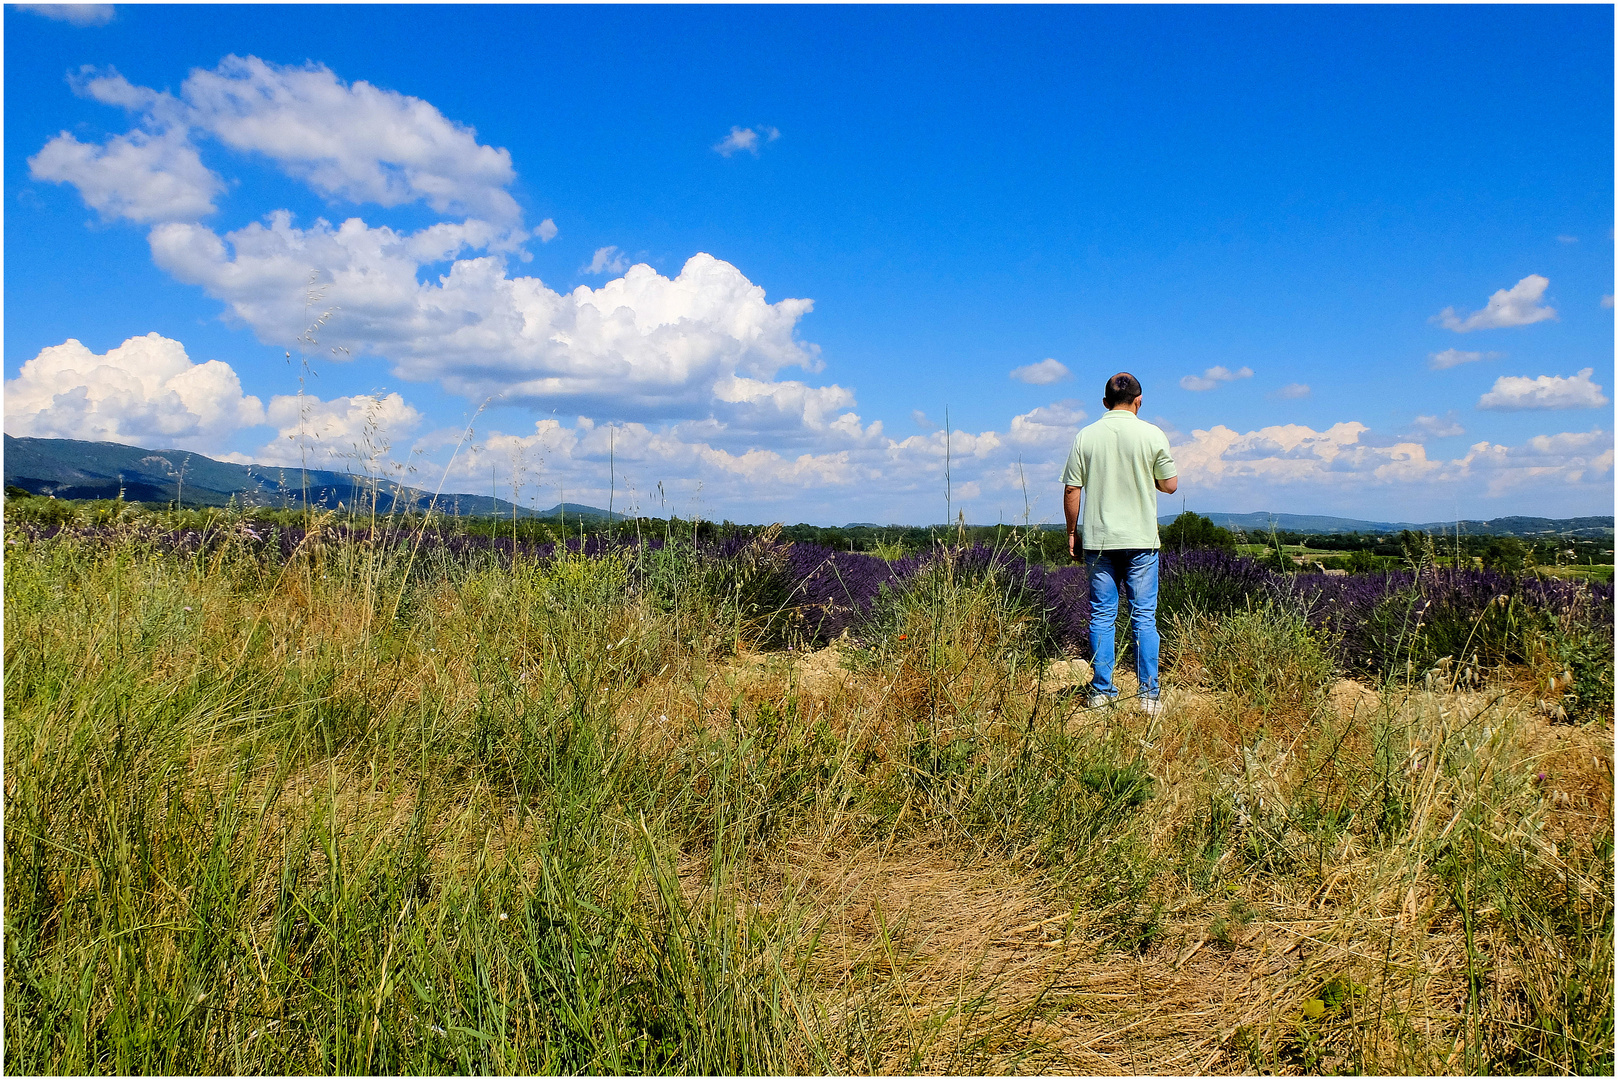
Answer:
[
  {"left": 1162, "top": 509, "right": 1614, "bottom": 539},
  {"left": 2, "top": 435, "right": 622, "bottom": 521}
]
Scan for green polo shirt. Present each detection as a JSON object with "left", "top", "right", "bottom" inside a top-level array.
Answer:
[{"left": 1060, "top": 409, "right": 1177, "bottom": 550}]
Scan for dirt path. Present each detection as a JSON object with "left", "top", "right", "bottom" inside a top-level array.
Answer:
[{"left": 717, "top": 837, "right": 1356, "bottom": 1074}]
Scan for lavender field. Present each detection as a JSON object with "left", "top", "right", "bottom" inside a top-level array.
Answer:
[{"left": 16, "top": 515, "right": 1615, "bottom": 704}]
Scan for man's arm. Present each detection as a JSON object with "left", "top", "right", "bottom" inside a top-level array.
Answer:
[
  {"left": 1153, "top": 438, "right": 1178, "bottom": 495},
  {"left": 1064, "top": 485, "right": 1082, "bottom": 560}
]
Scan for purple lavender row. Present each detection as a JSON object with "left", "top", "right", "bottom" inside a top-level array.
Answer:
[{"left": 11, "top": 523, "right": 1609, "bottom": 673}]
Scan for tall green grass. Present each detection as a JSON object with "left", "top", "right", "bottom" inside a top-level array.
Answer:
[{"left": 3, "top": 530, "right": 822, "bottom": 1073}]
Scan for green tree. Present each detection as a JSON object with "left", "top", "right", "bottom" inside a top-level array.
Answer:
[
  {"left": 1346, "top": 549, "right": 1380, "bottom": 574},
  {"left": 1159, "top": 511, "right": 1237, "bottom": 552},
  {"left": 1481, "top": 536, "right": 1530, "bottom": 573}
]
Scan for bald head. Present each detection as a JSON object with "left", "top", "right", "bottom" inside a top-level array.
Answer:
[{"left": 1103, "top": 371, "right": 1142, "bottom": 408}]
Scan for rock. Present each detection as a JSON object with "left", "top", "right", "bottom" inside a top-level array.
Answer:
[
  {"left": 1045, "top": 658, "right": 1093, "bottom": 687},
  {"left": 1329, "top": 678, "right": 1378, "bottom": 718}
]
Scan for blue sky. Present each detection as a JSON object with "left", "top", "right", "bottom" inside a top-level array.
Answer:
[{"left": 6, "top": 3, "right": 1613, "bottom": 524}]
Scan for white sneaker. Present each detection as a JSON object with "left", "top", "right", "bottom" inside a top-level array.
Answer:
[
  {"left": 1083, "top": 689, "right": 1118, "bottom": 709},
  {"left": 1140, "top": 696, "right": 1164, "bottom": 718}
]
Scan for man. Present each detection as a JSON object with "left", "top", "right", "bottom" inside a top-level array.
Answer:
[{"left": 1061, "top": 372, "right": 1178, "bottom": 715}]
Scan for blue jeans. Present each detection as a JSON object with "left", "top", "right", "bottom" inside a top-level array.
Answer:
[{"left": 1085, "top": 549, "right": 1160, "bottom": 699}]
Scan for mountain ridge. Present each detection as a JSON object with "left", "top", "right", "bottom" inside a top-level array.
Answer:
[
  {"left": 2, "top": 434, "right": 622, "bottom": 520},
  {"left": 1167, "top": 509, "right": 1613, "bottom": 538}
]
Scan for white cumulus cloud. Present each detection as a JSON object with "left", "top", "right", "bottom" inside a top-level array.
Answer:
[
  {"left": 33, "top": 57, "right": 858, "bottom": 451},
  {"left": 1009, "top": 358, "right": 1070, "bottom": 385},
  {"left": 255, "top": 391, "right": 423, "bottom": 467},
  {"left": 581, "top": 245, "right": 629, "bottom": 276},
  {"left": 1434, "top": 274, "right": 1556, "bottom": 332},
  {"left": 1428, "top": 348, "right": 1502, "bottom": 370},
  {"left": 149, "top": 215, "right": 841, "bottom": 431},
  {"left": 1477, "top": 368, "right": 1609, "bottom": 411},
  {"left": 16, "top": 4, "right": 115, "bottom": 25},
  {"left": 29, "top": 128, "right": 223, "bottom": 223},
  {"left": 1007, "top": 400, "right": 1087, "bottom": 447},
  {"left": 1408, "top": 413, "right": 1466, "bottom": 439},
  {"left": 4, "top": 333, "right": 265, "bottom": 451},
  {"left": 1179, "top": 365, "right": 1253, "bottom": 392},
  {"left": 180, "top": 56, "right": 521, "bottom": 221},
  {"left": 714, "top": 125, "right": 779, "bottom": 157},
  {"left": 1456, "top": 430, "right": 1613, "bottom": 496},
  {"left": 273, "top": 391, "right": 1613, "bottom": 526},
  {"left": 1164, "top": 418, "right": 1609, "bottom": 511},
  {"left": 446, "top": 415, "right": 862, "bottom": 508},
  {"left": 1270, "top": 383, "right": 1311, "bottom": 400},
  {"left": 34, "top": 56, "right": 526, "bottom": 227}
]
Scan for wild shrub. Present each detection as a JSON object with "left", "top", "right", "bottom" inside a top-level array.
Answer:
[
  {"left": 1545, "top": 624, "right": 1617, "bottom": 724},
  {"left": 1168, "top": 600, "right": 1336, "bottom": 720},
  {"left": 2, "top": 493, "right": 83, "bottom": 526},
  {"left": 854, "top": 546, "right": 1052, "bottom": 709}
]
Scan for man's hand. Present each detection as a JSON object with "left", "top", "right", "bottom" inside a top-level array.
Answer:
[{"left": 1063, "top": 485, "right": 1082, "bottom": 561}]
